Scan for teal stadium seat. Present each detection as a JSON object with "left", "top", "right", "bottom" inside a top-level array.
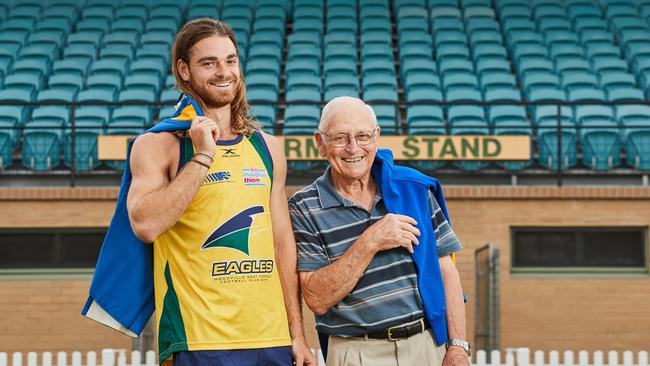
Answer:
[
  {"left": 576, "top": 105, "right": 619, "bottom": 170},
  {"left": 617, "top": 105, "right": 650, "bottom": 170},
  {"left": 22, "top": 106, "right": 67, "bottom": 171},
  {"left": 324, "top": 75, "right": 360, "bottom": 101},
  {"left": 246, "top": 58, "right": 281, "bottom": 80},
  {"left": 48, "top": 73, "right": 84, "bottom": 97},
  {"left": 247, "top": 74, "right": 280, "bottom": 102},
  {"left": 0, "top": 106, "right": 23, "bottom": 169},
  {"left": 0, "top": 88, "right": 33, "bottom": 124},
  {"left": 286, "top": 75, "right": 321, "bottom": 102},
  {"left": 371, "top": 104, "right": 399, "bottom": 135},
  {"left": 249, "top": 104, "right": 276, "bottom": 130},
  {"left": 124, "top": 74, "right": 162, "bottom": 94},
  {"left": 448, "top": 105, "right": 489, "bottom": 171},
  {"left": 534, "top": 105, "right": 577, "bottom": 170},
  {"left": 100, "top": 46, "right": 135, "bottom": 64},
  {"left": 490, "top": 105, "right": 532, "bottom": 170}
]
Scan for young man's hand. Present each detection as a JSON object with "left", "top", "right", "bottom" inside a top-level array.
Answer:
[{"left": 291, "top": 337, "right": 317, "bottom": 366}]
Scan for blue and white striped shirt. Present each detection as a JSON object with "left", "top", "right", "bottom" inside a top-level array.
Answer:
[{"left": 288, "top": 168, "right": 462, "bottom": 336}]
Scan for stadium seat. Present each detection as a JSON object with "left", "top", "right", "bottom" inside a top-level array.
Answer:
[
  {"left": 90, "top": 59, "right": 128, "bottom": 79},
  {"left": 246, "top": 57, "right": 282, "bottom": 78},
  {"left": 124, "top": 74, "right": 162, "bottom": 94},
  {"left": 48, "top": 74, "right": 84, "bottom": 96},
  {"left": 285, "top": 58, "right": 319, "bottom": 80},
  {"left": 600, "top": 72, "right": 637, "bottom": 91},
  {"left": 435, "top": 44, "right": 469, "bottom": 62},
  {"left": 442, "top": 74, "right": 479, "bottom": 92},
  {"left": 405, "top": 78, "right": 443, "bottom": 102},
  {"left": 480, "top": 72, "right": 517, "bottom": 91},
  {"left": 283, "top": 105, "right": 320, "bottom": 135},
  {"left": 324, "top": 75, "right": 360, "bottom": 101},
  {"left": 0, "top": 106, "right": 23, "bottom": 169},
  {"left": 371, "top": 104, "right": 399, "bottom": 135},
  {"left": 247, "top": 74, "right": 280, "bottom": 102},
  {"left": 249, "top": 104, "right": 276, "bottom": 130},
  {"left": 22, "top": 115, "right": 64, "bottom": 172},
  {"left": 617, "top": 105, "right": 650, "bottom": 170},
  {"left": 534, "top": 105, "right": 577, "bottom": 170},
  {"left": 287, "top": 72, "right": 321, "bottom": 99},
  {"left": 575, "top": 105, "right": 620, "bottom": 170},
  {"left": 490, "top": 105, "right": 532, "bottom": 170},
  {"left": 473, "top": 44, "right": 508, "bottom": 62},
  {"left": 322, "top": 58, "right": 355, "bottom": 80},
  {"left": 448, "top": 105, "right": 489, "bottom": 171},
  {"left": 407, "top": 105, "right": 445, "bottom": 135}
]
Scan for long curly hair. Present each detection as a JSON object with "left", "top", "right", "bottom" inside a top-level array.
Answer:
[{"left": 171, "top": 18, "right": 260, "bottom": 135}]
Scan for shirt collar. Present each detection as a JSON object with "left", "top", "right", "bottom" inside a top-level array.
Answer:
[{"left": 315, "top": 166, "right": 382, "bottom": 209}]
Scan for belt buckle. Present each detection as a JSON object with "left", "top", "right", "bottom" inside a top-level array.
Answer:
[{"left": 386, "top": 324, "right": 401, "bottom": 341}]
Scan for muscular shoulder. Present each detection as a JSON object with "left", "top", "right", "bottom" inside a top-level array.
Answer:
[
  {"left": 132, "top": 131, "right": 178, "bottom": 151},
  {"left": 258, "top": 130, "right": 286, "bottom": 171},
  {"left": 258, "top": 131, "right": 282, "bottom": 157},
  {"left": 130, "top": 132, "right": 180, "bottom": 174}
]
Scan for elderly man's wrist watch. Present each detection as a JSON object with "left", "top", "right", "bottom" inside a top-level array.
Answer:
[{"left": 446, "top": 339, "right": 471, "bottom": 357}]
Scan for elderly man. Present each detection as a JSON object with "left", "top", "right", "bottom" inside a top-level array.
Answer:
[{"left": 288, "top": 97, "right": 470, "bottom": 366}]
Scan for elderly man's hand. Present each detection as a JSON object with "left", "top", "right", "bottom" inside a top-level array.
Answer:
[
  {"left": 361, "top": 213, "right": 421, "bottom": 254},
  {"left": 442, "top": 347, "right": 470, "bottom": 366}
]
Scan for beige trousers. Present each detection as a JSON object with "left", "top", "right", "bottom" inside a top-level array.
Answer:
[{"left": 326, "top": 329, "right": 446, "bottom": 366}]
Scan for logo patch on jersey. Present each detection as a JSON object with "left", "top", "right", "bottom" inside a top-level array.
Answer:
[
  {"left": 201, "top": 206, "right": 264, "bottom": 255},
  {"left": 220, "top": 148, "right": 240, "bottom": 158},
  {"left": 242, "top": 167, "right": 268, "bottom": 187},
  {"left": 212, "top": 259, "right": 274, "bottom": 277},
  {"left": 203, "top": 171, "right": 232, "bottom": 185}
]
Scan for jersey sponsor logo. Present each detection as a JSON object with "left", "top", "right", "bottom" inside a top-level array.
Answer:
[
  {"left": 203, "top": 171, "right": 232, "bottom": 185},
  {"left": 201, "top": 206, "right": 264, "bottom": 255},
  {"left": 242, "top": 167, "right": 268, "bottom": 187},
  {"left": 220, "top": 148, "right": 240, "bottom": 158},
  {"left": 211, "top": 259, "right": 274, "bottom": 277}
]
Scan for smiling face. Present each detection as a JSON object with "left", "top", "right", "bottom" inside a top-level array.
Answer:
[
  {"left": 316, "top": 98, "right": 380, "bottom": 182},
  {"left": 177, "top": 35, "right": 240, "bottom": 109}
]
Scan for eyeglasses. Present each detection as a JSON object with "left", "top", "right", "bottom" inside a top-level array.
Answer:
[{"left": 319, "top": 128, "right": 378, "bottom": 148}]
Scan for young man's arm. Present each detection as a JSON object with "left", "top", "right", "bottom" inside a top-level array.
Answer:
[
  {"left": 262, "top": 132, "right": 316, "bottom": 366},
  {"left": 127, "top": 117, "right": 219, "bottom": 243}
]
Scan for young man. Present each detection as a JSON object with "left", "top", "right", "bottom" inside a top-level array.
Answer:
[{"left": 126, "top": 19, "right": 314, "bottom": 366}]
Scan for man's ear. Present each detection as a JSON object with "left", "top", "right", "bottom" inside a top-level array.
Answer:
[
  {"left": 315, "top": 131, "right": 326, "bottom": 157},
  {"left": 177, "top": 59, "right": 190, "bottom": 82}
]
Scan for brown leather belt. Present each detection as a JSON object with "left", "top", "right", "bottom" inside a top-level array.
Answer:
[{"left": 365, "top": 318, "right": 428, "bottom": 341}]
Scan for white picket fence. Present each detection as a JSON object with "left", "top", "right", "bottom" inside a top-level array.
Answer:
[{"left": 0, "top": 348, "right": 647, "bottom": 366}]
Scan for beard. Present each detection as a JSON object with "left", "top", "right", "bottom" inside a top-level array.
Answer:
[{"left": 190, "top": 78, "right": 238, "bottom": 109}]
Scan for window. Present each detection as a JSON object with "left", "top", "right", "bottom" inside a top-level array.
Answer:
[
  {"left": 511, "top": 227, "right": 647, "bottom": 275},
  {"left": 0, "top": 229, "right": 105, "bottom": 272}
]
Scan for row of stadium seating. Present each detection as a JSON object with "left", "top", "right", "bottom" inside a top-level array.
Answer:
[{"left": 0, "top": 0, "right": 650, "bottom": 173}]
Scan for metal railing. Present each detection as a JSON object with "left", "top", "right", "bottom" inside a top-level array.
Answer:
[{"left": 1, "top": 99, "right": 649, "bottom": 187}]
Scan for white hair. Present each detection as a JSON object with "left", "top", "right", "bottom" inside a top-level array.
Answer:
[{"left": 318, "top": 96, "right": 378, "bottom": 131}]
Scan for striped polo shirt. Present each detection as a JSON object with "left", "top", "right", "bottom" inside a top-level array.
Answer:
[{"left": 288, "top": 167, "right": 462, "bottom": 337}]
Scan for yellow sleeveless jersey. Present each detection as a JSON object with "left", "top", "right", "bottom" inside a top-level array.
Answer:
[{"left": 153, "top": 133, "right": 290, "bottom": 363}]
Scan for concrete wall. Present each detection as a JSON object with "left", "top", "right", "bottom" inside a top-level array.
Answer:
[{"left": 0, "top": 186, "right": 648, "bottom": 354}]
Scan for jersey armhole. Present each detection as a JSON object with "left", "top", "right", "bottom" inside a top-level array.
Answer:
[
  {"left": 177, "top": 138, "right": 194, "bottom": 173},
  {"left": 249, "top": 131, "right": 274, "bottom": 184}
]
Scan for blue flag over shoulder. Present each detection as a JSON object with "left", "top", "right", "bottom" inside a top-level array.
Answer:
[
  {"left": 372, "top": 149, "right": 453, "bottom": 346},
  {"left": 81, "top": 95, "right": 204, "bottom": 336}
]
